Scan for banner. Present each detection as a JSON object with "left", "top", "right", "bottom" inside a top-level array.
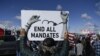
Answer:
[{"left": 21, "top": 10, "right": 69, "bottom": 41}]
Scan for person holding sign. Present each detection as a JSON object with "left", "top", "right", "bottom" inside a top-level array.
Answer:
[
  {"left": 19, "top": 28, "right": 69, "bottom": 56},
  {"left": 19, "top": 28, "right": 33, "bottom": 56}
]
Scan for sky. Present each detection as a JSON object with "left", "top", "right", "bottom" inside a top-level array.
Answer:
[{"left": 0, "top": 0, "right": 100, "bottom": 33}]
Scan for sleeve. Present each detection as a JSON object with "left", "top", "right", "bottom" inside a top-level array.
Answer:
[
  {"left": 59, "top": 40, "right": 69, "bottom": 56},
  {"left": 20, "top": 37, "right": 33, "bottom": 56}
]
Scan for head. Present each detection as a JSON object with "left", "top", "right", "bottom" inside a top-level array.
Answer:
[
  {"left": 77, "top": 40, "right": 81, "bottom": 43},
  {"left": 43, "top": 38, "right": 56, "bottom": 47},
  {"left": 40, "top": 38, "right": 56, "bottom": 56}
]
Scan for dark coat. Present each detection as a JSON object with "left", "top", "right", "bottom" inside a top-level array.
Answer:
[
  {"left": 20, "top": 36, "right": 69, "bottom": 56},
  {"left": 20, "top": 36, "right": 33, "bottom": 56}
]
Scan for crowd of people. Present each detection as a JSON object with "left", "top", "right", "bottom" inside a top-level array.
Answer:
[{"left": 16, "top": 28, "right": 100, "bottom": 56}]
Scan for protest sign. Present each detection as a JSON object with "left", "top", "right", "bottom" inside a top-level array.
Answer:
[{"left": 21, "top": 10, "right": 69, "bottom": 41}]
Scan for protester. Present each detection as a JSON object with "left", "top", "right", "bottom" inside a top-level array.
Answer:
[
  {"left": 19, "top": 28, "right": 69, "bottom": 56},
  {"left": 76, "top": 40, "right": 83, "bottom": 56},
  {"left": 68, "top": 45, "right": 76, "bottom": 56},
  {"left": 84, "top": 36, "right": 91, "bottom": 56},
  {"left": 68, "top": 34, "right": 76, "bottom": 56},
  {"left": 37, "top": 32, "right": 69, "bottom": 56},
  {"left": 93, "top": 34, "right": 100, "bottom": 56},
  {"left": 19, "top": 28, "right": 33, "bottom": 56}
]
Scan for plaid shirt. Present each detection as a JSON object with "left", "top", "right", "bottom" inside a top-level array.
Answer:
[{"left": 93, "top": 40, "right": 100, "bottom": 56}]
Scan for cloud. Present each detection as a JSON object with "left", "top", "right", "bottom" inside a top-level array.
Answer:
[
  {"left": 0, "top": 20, "right": 14, "bottom": 29},
  {"left": 0, "top": 20, "right": 12, "bottom": 24},
  {"left": 96, "top": 11, "right": 100, "bottom": 16},
  {"left": 86, "top": 22, "right": 94, "bottom": 26},
  {"left": 81, "top": 13, "right": 92, "bottom": 19},
  {"left": 95, "top": 2, "right": 100, "bottom": 10},
  {"left": 16, "top": 26, "right": 21, "bottom": 30},
  {"left": 0, "top": 24, "right": 5, "bottom": 29},
  {"left": 56, "top": 4, "right": 62, "bottom": 10},
  {"left": 96, "top": 2, "right": 100, "bottom": 6},
  {"left": 95, "top": 1, "right": 100, "bottom": 16},
  {"left": 15, "top": 15, "right": 21, "bottom": 20}
]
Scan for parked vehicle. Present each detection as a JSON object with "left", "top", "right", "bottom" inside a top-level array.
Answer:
[{"left": 0, "top": 29, "right": 17, "bottom": 55}]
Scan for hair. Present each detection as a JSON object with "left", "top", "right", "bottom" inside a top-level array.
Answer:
[
  {"left": 38, "top": 38, "right": 56, "bottom": 56},
  {"left": 43, "top": 38, "right": 55, "bottom": 47},
  {"left": 78, "top": 40, "right": 81, "bottom": 43}
]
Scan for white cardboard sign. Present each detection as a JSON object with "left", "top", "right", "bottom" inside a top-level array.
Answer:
[{"left": 21, "top": 10, "right": 69, "bottom": 41}]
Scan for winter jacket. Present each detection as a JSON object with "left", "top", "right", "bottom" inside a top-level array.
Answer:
[{"left": 20, "top": 36, "right": 69, "bottom": 56}]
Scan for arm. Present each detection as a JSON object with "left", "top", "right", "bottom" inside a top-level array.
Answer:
[
  {"left": 19, "top": 28, "right": 33, "bottom": 56},
  {"left": 59, "top": 32, "right": 69, "bottom": 56}
]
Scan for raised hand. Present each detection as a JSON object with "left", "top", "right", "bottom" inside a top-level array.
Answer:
[
  {"left": 20, "top": 28, "right": 26, "bottom": 37},
  {"left": 60, "top": 11, "right": 69, "bottom": 23},
  {"left": 64, "top": 32, "right": 68, "bottom": 40}
]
